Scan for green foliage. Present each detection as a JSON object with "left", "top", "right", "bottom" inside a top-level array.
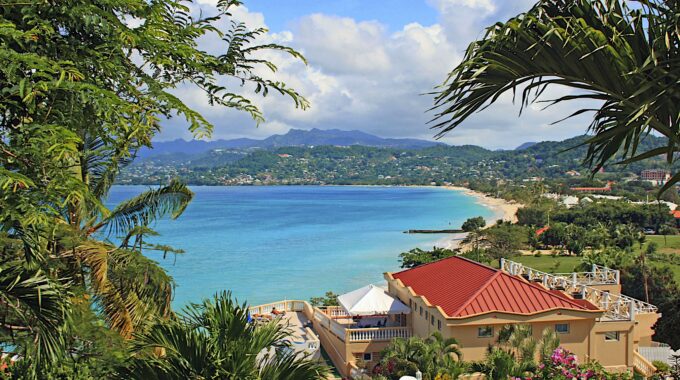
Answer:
[
  {"left": 478, "top": 223, "right": 528, "bottom": 260},
  {"left": 118, "top": 134, "right": 680, "bottom": 190},
  {"left": 399, "top": 247, "right": 458, "bottom": 269},
  {"left": 118, "top": 291, "right": 329, "bottom": 379},
  {"left": 375, "top": 333, "right": 465, "bottom": 380},
  {"left": 461, "top": 216, "right": 485, "bottom": 232},
  {"left": 432, "top": 0, "right": 680, "bottom": 191},
  {"left": 0, "top": 0, "right": 308, "bottom": 376},
  {"left": 516, "top": 206, "right": 550, "bottom": 227},
  {"left": 309, "top": 291, "right": 339, "bottom": 307}
]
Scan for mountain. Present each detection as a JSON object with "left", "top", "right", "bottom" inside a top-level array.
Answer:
[
  {"left": 137, "top": 128, "right": 444, "bottom": 158},
  {"left": 515, "top": 142, "right": 537, "bottom": 150}
]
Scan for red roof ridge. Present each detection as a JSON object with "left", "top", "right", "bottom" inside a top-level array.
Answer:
[
  {"left": 392, "top": 254, "right": 497, "bottom": 277},
  {"left": 449, "top": 271, "right": 502, "bottom": 317}
]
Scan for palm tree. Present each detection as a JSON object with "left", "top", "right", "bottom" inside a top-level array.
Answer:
[
  {"left": 485, "top": 324, "right": 560, "bottom": 378},
  {"left": 0, "top": 263, "right": 70, "bottom": 372},
  {"left": 116, "top": 291, "right": 329, "bottom": 380},
  {"left": 432, "top": 0, "right": 679, "bottom": 191},
  {"left": 379, "top": 334, "right": 464, "bottom": 380}
]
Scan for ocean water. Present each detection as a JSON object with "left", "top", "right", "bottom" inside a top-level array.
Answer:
[{"left": 106, "top": 186, "right": 496, "bottom": 307}]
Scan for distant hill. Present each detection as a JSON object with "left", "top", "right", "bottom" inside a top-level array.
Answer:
[
  {"left": 515, "top": 142, "right": 537, "bottom": 150},
  {"left": 119, "top": 134, "right": 674, "bottom": 186},
  {"left": 138, "top": 128, "right": 444, "bottom": 158}
]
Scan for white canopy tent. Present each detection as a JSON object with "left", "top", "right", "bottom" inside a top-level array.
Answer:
[{"left": 338, "top": 284, "right": 411, "bottom": 316}]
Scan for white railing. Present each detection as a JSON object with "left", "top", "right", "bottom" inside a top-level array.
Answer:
[
  {"left": 500, "top": 259, "right": 658, "bottom": 321},
  {"left": 347, "top": 327, "right": 411, "bottom": 342},
  {"left": 633, "top": 350, "right": 657, "bottom": 377},
  {"left": 317, "top": 306, "right": 353, "bottom": 318},
  {"left": 311, "top": 306, "right": 412, "bottom": 343},
  {"left": 248, "top": 300, "right": 307, "bottom": 315}
]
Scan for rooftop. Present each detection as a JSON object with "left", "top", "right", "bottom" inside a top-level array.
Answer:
[{"left": 390, "top": 256, "right": 600, "bottom": 318}]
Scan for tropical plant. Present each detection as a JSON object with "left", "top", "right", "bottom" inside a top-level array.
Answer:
[
  {"left": 432, "top": 0, "right": 680, "bottom": 192},
  {"left": 399, "top": 247, "right": 458, "bottom": 269},
  {"left": 376, "top": 333, "right": 465, "bottom": 380},
  {"left": 482, "top": 324, "right": 561, "bottom": 379},
  {"left": 0, "top": 0, "right": 308, "bottom": 374},
  {"left": 117, "top": 291, "right": 329, "bottom": 380},
  {"left": 0, "top": 263, "right": 70, "bottom": 371}
]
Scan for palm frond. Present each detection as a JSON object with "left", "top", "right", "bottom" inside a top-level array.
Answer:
[
  {"left": 95, "top": 179, "right": 193, "bottom": 236},
  {"left": 0, "top": 262, "right": 70, "bottom": 367},
  {"left": 432, "top": 0, "right": 680, "bottom": 185}
]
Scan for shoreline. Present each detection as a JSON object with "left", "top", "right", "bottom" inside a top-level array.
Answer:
[
  {"left": 432, "top": 186, "right": 522, "bottom": 251},
  {"left": 113, "top": 183, "right": 520, "bottom": 252}
]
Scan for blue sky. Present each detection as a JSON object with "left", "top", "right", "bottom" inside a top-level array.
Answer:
[
  {"left": 245, "top": 0, "right": 439, "bottom": 32},
  {"left": 167, "top": 0, "right": 593, "bottom": 149}
]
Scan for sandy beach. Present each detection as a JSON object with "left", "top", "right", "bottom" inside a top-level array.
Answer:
[{"left": 433, "top": 186, "right": 522, "bottom": 250}]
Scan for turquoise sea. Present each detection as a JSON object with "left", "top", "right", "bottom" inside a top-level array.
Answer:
[{"left": 107, "top": 186, "right": 496, "bottom": 307}]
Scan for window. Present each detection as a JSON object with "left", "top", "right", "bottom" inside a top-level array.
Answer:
[
  {"left": 419, "top": 306, "right": 423, "bottom": 316},
  {"left": 437, "top": 320, "right": 442, "bottom": 331},
  {"left": 425, "top": 310, "right": 429, "bottom": 319},
  {"left": 555, "top": 323, "right": 570, "bottom": 334},
  {"left": 363, "top": 352, "right": 373, "bottom": 362},
  {"left": 605, "top": 331, "right": 620, "bottom": 341},
  {"left": 478, "top": 326, "right": 493, "bottom": 338},
  {"left": 431, "top": 315, "right": 435, "bottom": 326}
]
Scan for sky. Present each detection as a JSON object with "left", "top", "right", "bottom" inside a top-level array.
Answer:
[{"left": 159, "top": 0, "right": 596, "bottom": 149}]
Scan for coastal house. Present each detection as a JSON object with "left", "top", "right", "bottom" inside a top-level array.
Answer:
[
  {"left": 251, "top": 256, "right": 661, "bottom": 378},
  {"left": 385, "top": 257, "right": 658, "bottom": 375}
]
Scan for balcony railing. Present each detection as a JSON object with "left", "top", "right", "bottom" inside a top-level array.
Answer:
[
  {"left": 500, "top": 259, "right": 658, "bottom": 321},
  {"left": 347, "top": 326, "right": 412, "bottom": 342},
  {"left": 633, "top": 350, "right": 657, "bottom": 377},
  {"left": 313, "top": 306, "right": 411, "bottom": 343},
  {"left": 248, "top": 300, "right": 308, "bottom": 315}
]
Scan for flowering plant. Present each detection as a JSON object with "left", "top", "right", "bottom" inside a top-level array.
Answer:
[{"left": 513, "top": 347, "right": 632, "bottom": 380}]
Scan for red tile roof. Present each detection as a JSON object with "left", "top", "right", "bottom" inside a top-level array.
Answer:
[
  {"left": 535, "top": 226, "right": 550, "bottom": 236},
  {"left": 671, "top": 210, "right": 680, "bottom": 219},
  {"left": 390, "top": 256, "right": 599, "bottom": 318}
]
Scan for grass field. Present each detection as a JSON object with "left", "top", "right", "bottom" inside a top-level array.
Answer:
[
  {"left": 498, "top": 255, "right": 584, "bottom": 273},
  {"left": 497, "top": 235, "right": 680, "bottom": 281},
  {"left": 642, "top": 235, "right": 680, "bottom": 253}
]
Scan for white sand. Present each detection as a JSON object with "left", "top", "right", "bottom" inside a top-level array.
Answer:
[{"left": 433, "top": 186, "right": 522, "bottom": 251}]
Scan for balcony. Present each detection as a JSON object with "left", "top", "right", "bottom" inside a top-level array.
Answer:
[{"left": 314, "top": 306, "right": 411, "bottom": 343}]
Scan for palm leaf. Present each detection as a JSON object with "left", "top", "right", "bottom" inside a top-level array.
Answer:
[
  {"left": 0, "top": 262, "right": 70, "bottom": 368},
  {"left": 431, "top": 0, "right": 680, "bottom": 187},
  {"left": 94, "top": 179, "right": 194, "bottom": 236}
]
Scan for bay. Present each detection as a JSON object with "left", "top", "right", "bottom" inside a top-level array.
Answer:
[{"left": 106, "top": 185, "right": 496, "bottom": 306}]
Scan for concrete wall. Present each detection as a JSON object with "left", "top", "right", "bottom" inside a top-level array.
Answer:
[{"left": 633, "top": 312, "right": 659, "bottom": 347}]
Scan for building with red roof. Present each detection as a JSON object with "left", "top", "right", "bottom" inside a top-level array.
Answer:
[
  {"left": 384, "top": 256, "right": 659, "bottom": 373},
  {"left": 294, "top": 255, "right": 659, "bottom": 377}
]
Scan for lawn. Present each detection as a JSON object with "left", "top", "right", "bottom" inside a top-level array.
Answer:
[
  {"left": 642, "top": 235, "right": 680, "bottom": 254},
  {"left": 495, "top": 235, "right": 680, "bottom": 282},
  {"left": 493, "top": 255, "right": 583, "bottom": 273}
]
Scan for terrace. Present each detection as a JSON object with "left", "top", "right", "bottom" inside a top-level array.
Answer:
[
  {"left": 500, "top": 258, "right": 658, "bottom": 321},
  {"left": 313, "top": 305, "right": 411, "bottom": 343}
]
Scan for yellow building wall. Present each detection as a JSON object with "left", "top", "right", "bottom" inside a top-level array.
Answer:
[
  {"left": 384, "top": 273, "right": 652, "bottom": 373},
  {"left": 437, "top": 318, "right": 595, "bottom": 362},
  {"left": 591, "top": 321, "right": 635, "bottom": 372},
  {"left": 633, "top": 313, "right": 659, "bottom": 347}
]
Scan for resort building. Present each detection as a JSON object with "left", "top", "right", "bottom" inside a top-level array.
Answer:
[
  {"left": 640, "top": 169, "right": 671, "bottom": 186},
  {"left": 251, "top": 256, "right": 661, "bottom": 379},
  {"left": 570, "top": 181, "right": 614, "bottom": 193}
]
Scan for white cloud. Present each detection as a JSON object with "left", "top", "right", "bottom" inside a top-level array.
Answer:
[{"left": 160, "top": 1, "right": 592, "bottom": 149}]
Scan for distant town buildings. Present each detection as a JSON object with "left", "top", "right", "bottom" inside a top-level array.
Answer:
[
  {"left": 570, "top": 181, "right": 613, "bottom": 193},
  {"left": 640, "top": 169, "right": 671, "bottom": 186}
]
